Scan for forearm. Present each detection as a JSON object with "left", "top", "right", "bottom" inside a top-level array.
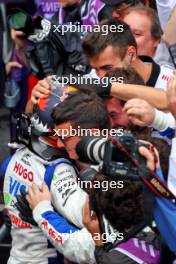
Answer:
[
  {"left": 51, "top": 163, "right": 87, "bottom": 228},
  {"left": 111, "top": 83, "right": 168, "bottom": 111},
  {"left": 162, "top": 6, "right": 176, "bottom": 46},
  {"left": 156, "top": 0, "right": 176, "bottom": 30},
  {"left": 33, "top": 200, "right": 95, "bottom": 263},
  {"left": 25, "top": 99, "right": 35, "bottom": 113}
]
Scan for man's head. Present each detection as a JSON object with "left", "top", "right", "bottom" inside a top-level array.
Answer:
[
  {"left": 82, "top": 19, "right": 137, "bottom": 77},
  {"left": 52, "top": 91, "right": 110, "bottom": 160},
  {"left": 57, "top": 0, "right": 81, "bottom": 7},
  {"left": 123, "top": 6, "right": 162, "bottom": 57},
  {"left": 91, "top": 172, "right": 144, "bottom": 232},
  {"left": 101, "top": 0, "right": 147, "bottom": 19},
  {"left": 104, "top": 67, "right": 144, "bottom": 128}
]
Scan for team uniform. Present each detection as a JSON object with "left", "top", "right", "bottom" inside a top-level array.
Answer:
[
  {"left": 140, "top": 56, "right": 174, "bottom": 91},
  {"left": 2, "top": 145, "right": 95, "bottom": 264}
]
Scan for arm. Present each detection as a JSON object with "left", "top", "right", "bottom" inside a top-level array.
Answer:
[
  {"left": 25, "top": 77, "right": 52, "bottom": 113},
  {"left": 50, "top": 163, "right": 87, "bottom": 228},
  {"left": 156, "top": 0, "right": 176, "bottom": 30},
  {"left": 162, "top": 5, "right": 176, "bottom": 46},
  {"left": 123, "top": 98, "right": 175, "bottom": 132},
  {"left": 111, "top": 83, "right": 168, "bottom": 111},
  {"left": 33, "top": 200, "right": 95, "bottom": 263}
]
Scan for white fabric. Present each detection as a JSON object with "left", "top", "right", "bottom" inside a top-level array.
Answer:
[
  {"left": 154, "top": 41, "right": 174, "bottom": 69},
  {"left": 156, "top": 0, "right": 176, "bottom": 30},
  {"left": 154, "top": 65, "right": 174, "bottom": 91},
  {"left": 151, "top": 109, "right": 176, "bottom": 131},
  {"left": 168, "top": 138, "right": 176, "bottom": 195},
  {"left": 50, "top": 163, "right": 87, "bottom": 228}
]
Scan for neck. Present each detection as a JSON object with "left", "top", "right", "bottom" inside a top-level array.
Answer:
[{"left": 132, "top": 57, "right": 152, "bottom": 84}]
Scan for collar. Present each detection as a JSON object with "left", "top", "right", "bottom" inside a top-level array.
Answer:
[{"left": 139, "top": 56, "right": 161, "bottom": 87}]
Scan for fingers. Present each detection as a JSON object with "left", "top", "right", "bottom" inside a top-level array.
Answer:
[
  {"left": 9, "top": 61, "right": 22, "bottom": 68},
  {"left": 139, "top": 146, "right": 155, "bottom": 171},
  {"left": 128, "top": 116, "right": 146, "bottom": 126},
  {"left": 40, "top": 182, "right": 49, "bottom": 192},
  {"left": 14, "top": 31, "right": 25, "bottom": 37},
  {"left": 27, "top": 183, "right": 41, "bottom": 208},
  {"left": 31, "top": 79, "right": 51, "bottom": 103},
  {"left": 124, "top": 98, "right": 155, "bottom": 126}
]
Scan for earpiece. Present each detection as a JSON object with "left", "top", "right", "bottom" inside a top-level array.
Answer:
[
  {"left": 129, "top": 52, "right": 134, "bottom": 58},
  {"left": 128, "top": 52, "right": 134, "bottom": 63}
]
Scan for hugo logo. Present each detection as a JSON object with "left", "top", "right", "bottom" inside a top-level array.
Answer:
[{"left": 13, "top": 161, "right": 34, "bottom": 182}]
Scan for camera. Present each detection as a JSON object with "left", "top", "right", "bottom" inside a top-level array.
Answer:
[
  {"left": 8, "top": 9, "right": 91, "bottom": 79},
  {"left": 76, "top": 131, "right": 146, "bottom": 180}
]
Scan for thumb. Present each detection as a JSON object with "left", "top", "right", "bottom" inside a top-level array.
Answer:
[
  {"left": 42, "top": 182, "right": 49, "bottom": 192},
  {"left": 139, "top": 146, "right": 155, "bottom": 171}
]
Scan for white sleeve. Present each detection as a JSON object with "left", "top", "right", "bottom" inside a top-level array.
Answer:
[
  {"left": 33, "top": 200, "right": 95, "bottom": 264},
  {"left": 168, "top": 138, "right": 176, "bottom": 195},
  {"left": 156, "top": 0, "right": 176, "bottom": 30},
  {"left": 50, "top": 163, "right": 87, "bottom": 228},
  {"left": 151, "top": 109, "right": 176, "bottom": 131}
]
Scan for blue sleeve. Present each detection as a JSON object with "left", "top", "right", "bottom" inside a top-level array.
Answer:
[
  {"left": 153, "top": 168, "right": 176, "bottom": 253},
  {"left": 1, "top": 156, "right": 12, "bottom": 178},
  {"left": 41, "top": 211, "right": 78, "bottom": 234},
  {"left": 159, "top": 127, "right": 175, "bottom": 140}
]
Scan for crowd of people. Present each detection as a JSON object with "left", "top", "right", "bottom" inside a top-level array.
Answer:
[{"left": 1, "top": 0, "right": 176, "bottom": 263}]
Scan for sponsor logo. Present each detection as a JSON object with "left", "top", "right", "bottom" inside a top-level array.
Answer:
[
  {"left": 9, "top": 176, "right": 27, "bottom": 197},
  {"left": 13, "top": 161, "right": 34, "bottom": 182},
  {"left": 41, "top": 220, "right": 63, "bottom": 244},
  {"left": 8, "top": 212, "right": 32, "bottom": 229},
  {"left": 162, "top": 75, "right": 170, "bottom": 81}
]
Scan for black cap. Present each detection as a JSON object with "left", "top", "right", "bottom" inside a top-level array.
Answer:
[{"left": 101, "top": 0, "right": 126, "bottom": 5}]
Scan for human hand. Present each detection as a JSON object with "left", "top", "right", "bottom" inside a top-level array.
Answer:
[
  {"left": 10, "top": 29, "right": 27, "bottom": 49},
  {"left": 31, "top": 76, "right": 53, "bottom": 104},
  {"left": 27, "top": 183, "right": 51, "bottom": 210},
  {"left": 139, "top": 140, "right": 160, "bottom": 171},
  {"left": 166, "top": 75, "right": 176, "bottom": 118},
  {"left": 16, "top": 189, "right": 37, "bottom": 226},
  {"left": 123, "top": 98, "right": 155, "bottom": 126},
  {"left": 5, "top": 61, "right": 22, "bottom": 76},
  {"left": 82, "top": 196, "right": 103, "bottom": 246}
]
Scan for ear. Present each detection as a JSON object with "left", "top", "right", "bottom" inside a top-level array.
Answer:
[
  {"left": 153, "top": 37, "right": 160, "bottom": 49},
  {"left": 126, "top": 46, "right": 137, "bottom": 63}
]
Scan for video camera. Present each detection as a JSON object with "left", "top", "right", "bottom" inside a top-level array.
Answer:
[{"left": 8, "top": 9, "right": 91, "bottom": 79}]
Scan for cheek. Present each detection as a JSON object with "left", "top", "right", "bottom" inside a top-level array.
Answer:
[{"left": 135, "top": 36, "right": 145, "bottom": 48}]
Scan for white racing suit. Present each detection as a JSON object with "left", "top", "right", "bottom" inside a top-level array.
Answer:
[{"left": 2, "top": 146, "right": 95, "bottom": 264}]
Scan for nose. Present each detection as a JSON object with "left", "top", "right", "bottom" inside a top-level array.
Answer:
[
  {"left": 57, "top": 138, "right": 65, "bottom": 149},
  {"left": 96, "top": 69, "right": 106, "bottom": 78}
]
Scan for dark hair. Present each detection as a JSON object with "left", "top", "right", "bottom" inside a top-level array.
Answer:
[
  {"left": 82, "top": 18, "right": 137, "bottom": 60},
  {"left": 104, "top": 67, "right": 145, "bottom": 106},
  {"left": 52, "top": 91, "right": 110, "bottom": 130},
  {"left": 106, "top": 66, "right": 145, "bottom": 85},
  {"left": 91, "top": 173, "right": 144, "bottom": 231},
  {"left": 124, "top": 6, "right": 162, "bottom": 39}
]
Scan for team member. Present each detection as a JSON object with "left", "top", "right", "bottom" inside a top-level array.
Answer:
[{"left": 2, "top": 91, "right": 109, "bottom": 263}]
